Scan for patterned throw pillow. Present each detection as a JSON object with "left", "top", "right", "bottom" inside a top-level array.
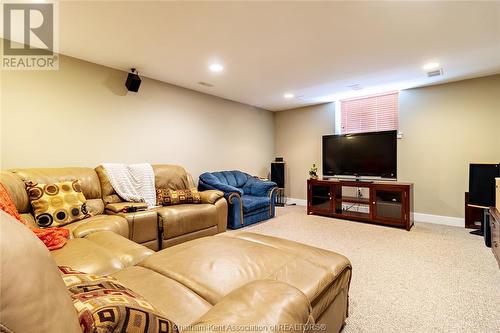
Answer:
[
  {"left": 59, "top": 266, "right": 179, "bottom": 333},
  {"left": 156, "top": 188, "right": 201, "bottom": 206},
  {"left": 26, "top": 180, "right": 91, "bottom": 227}
]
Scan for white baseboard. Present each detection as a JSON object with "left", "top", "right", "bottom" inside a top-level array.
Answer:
[
  {"left": 413, "top": 213, "right": 464, "bottom": 228},
  {"left": 284, "top": 198, "right": 465, "bottom": 228},
  {"left": 286, "top": 198, "right": 307, "bottom": 206}
]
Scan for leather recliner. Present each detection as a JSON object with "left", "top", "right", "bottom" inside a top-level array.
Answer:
[
  {"left": 96, "top": 164, "right": 228, "bottom": 248},
  {"left": 198, "top": 170, "right": 278, "bottom": 229}
]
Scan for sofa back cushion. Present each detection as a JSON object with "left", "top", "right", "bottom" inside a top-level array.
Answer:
[
  {"left": 153, "top": 164, "right": 194, "bottom": 190},
  {"left": 0, "top": 211, "right": 82, "bottom": 333},
  {"left": 11, "top": 167, "right": 102, "bottom": 199},
  {"left": 10, "top": 167, "right": 105, "bottom": 216},
  {"left": 96, "top": 164, "right": 195, "bottom": 204},
  {"left": 208, "top": 171, "right": 249, "bottom": 188},
  {"left": 0, "top": 171, "right": 31, "bottom": 213}
]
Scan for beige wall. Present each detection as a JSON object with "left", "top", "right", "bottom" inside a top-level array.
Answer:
[
  {"left": 398, "top": 74, "right": 500, "bottom": 218},
  {"left": 274, "top": 103, "right": 335, "bottom": 199},
  {"left": 0, "top": 55, "right": 275, "bottom": 181},
  {"left": 274, "top": 74, "right": 500, "bottom": 218}
]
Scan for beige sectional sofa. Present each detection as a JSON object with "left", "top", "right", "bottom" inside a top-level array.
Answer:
[
  {"left": 2, "top": 164, "right": 227, "bottom": 250},
  {"left": 0, "top": 164, "right": 353, "bottom": 333}
]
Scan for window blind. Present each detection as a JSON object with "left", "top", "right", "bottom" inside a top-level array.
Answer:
[{"left": 340, "top": 91, "right": 399, "bottom": 134}]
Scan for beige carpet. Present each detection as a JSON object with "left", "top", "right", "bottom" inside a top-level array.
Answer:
[{"left": 241, "top": 206, "right": 500, "bottom": 333}]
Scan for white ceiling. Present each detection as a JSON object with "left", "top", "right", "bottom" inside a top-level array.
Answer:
[{"left": 32, "top": 1, "right": 500, "bottom": 110}]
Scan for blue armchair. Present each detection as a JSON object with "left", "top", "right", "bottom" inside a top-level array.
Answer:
[{"left": 198, "top": 171, "right": 278, "bottom": 229}]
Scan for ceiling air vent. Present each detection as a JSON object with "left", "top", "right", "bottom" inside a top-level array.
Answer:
[
  {"left": 427, "top": 69, "right": 443, "bottom": 77},
  {"left": 198, "top": 81, "right": 214, "bottom": 87}
]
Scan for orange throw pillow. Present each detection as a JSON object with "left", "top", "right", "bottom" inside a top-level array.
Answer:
[{"left": 0, "top": 182, "right": 69, "bottom": 250}]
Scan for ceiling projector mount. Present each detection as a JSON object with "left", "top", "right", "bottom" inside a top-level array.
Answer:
[{"left": 125, "top": 68, "right": 141, "bottom": 92}]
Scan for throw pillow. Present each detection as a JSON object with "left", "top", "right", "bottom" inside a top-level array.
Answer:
[
  {"left": 26, "top": 180, "right": 91, "bottom": 227},
  {"left": 59, "top": 266, "right": 179, "bottom": 333},
  {"left": 0, "top": 183, "right": 23, "bottom": 222},
  {"left": 1, "top": 182, "right": 70, "bottom": 250},
  {"left": 156, "top": 188, "right": 201, "bottom": 206}
]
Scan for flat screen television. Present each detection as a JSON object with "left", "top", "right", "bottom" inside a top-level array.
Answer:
[{"left": 322, "top": 130, "right": 397, "bottom": 179}]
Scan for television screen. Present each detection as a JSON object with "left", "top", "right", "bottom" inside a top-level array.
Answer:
[{"left": 322, "top": 130, "right": 397, "bottom": 178}]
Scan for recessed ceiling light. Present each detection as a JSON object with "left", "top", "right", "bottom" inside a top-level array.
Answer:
[
  {"left": 209, "top": 63, "right": 224, "bottom": 72},
  {"left": 422, "top": 62, "right": 440, "bottom": 71},
  {"left": 284, "top": 93, "right": 294, "bottom": 99}
]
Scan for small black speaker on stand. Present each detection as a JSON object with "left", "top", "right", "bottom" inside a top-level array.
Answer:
[{"left": 271, "top": 158, "right": 286, "bottom": 207}]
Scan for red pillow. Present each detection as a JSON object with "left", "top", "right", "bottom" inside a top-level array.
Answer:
[{"left": 0, "top": 183, "right": 23, "bottom": 222}]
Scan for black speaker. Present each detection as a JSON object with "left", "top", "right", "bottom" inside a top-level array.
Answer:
[
  {"left": 271, "top": 162, "right": 285, "bottom": 188},
  {"left": 125, "top": 69, "right": 141, "bottom": 92},
  {"left": 469, "top": 163, "right": 499, "bottom": 207}
]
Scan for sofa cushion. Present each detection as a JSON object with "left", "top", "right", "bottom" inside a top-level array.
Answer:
[
  {"left": 184, "top": 280, "right": 312, "bottom": 333},
  {"left": 59, "top": 266, "right": 179, "bottom": 333},
  {"left": 241, "top": 195, "right": 271, "bottom": 213},
  {"left": 113, "top": 266, "right": 212, "bottom": 328},
  {"left": 65, "top": 214, "right": 129, "bottom": 238},
  {"left": 51, "top": 231, "right": 154, "bottom": 275},
  {"left": 138, "top": 232, "right": 352, "bottom": 322},
  {"left": 26, "top": 180, "right": 91, "bottom": 227},
  {"left": 51, "top": 238, "right": 124, "bottom": 275},
  {"left": 157, "top": 204, "right": 218, "bottom": 239},
  {"left": 84, "top": 231, "right": 154, "bottom": 267},
  {"left": 157, "top": 188, "right": 201, "bottom": 206}
]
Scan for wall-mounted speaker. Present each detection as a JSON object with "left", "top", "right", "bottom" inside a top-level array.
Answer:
[
  {"left": 271, "top": 162, "right": 285, "bottom": 188},
  {"left": 125, "top": 68, "right": 141, "bottom": 92}
]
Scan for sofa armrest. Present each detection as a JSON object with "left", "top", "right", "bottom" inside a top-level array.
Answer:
[
  {"left": 184, "top": 280, "right": 312, "bottom": 333},
  {"left": 199, "top": 190, "right": 224, "bottom": 204},
  {"left": 105, "top": 202, "right": 148, "bottom": 214}
]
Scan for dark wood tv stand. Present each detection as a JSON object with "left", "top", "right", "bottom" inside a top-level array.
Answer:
[{"left": 307, "top": 178, "right": 414, "bottom": 230}]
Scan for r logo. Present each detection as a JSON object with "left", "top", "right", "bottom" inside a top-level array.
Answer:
[{"left": 3, "top": 3, "right": 54, "bottom": 55}]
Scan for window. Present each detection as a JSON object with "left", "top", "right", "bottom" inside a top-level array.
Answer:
[{"left": 340, "top": 91, "right": 399, "bottom": 134}]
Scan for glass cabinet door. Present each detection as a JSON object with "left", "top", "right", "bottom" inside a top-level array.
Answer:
[
  {"left": 373, "top": 189, "right": 404, "bottom": 221},
  {"left": 311, "top": 184, "right": 332, "bottom": 212}
]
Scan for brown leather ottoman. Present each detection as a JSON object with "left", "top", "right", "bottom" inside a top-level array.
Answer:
[{"left": 127, "top": 232, "right": 352, "bottom": 333}]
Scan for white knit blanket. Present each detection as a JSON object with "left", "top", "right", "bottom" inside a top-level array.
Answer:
[{"left": 102, "top": 163, "right": 156, "bottom": 208}]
